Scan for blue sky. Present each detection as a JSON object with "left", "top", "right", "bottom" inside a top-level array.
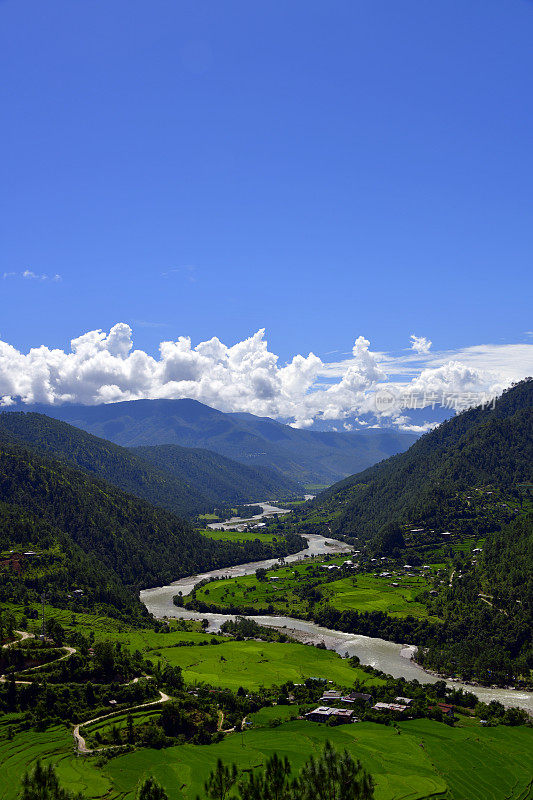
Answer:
[{"left": 1, "top": 0, "right": 532, "bottom": 427}]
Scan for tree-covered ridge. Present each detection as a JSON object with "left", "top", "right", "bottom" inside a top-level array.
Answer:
[
  {"left": 0, "top": 437, "right": 304, "bottom": 616},
  {"left": 132, "top": 443, "right": 301, "bottom": 504},
  {"left": 7, "top": 398, "right": 417, "bottom": 484},
  {"left": 307, "top": 379, "right": 532, "bottom": 538},
  {"left": 0, "top": 413, "right": 299, "bottom": 518}
]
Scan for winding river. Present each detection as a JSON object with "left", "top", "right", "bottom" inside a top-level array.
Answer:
[
  {"left": 140, "top": 531, "right": 533, "bottom": 714},
  {"left": 206, "top": 501, "right": 292, "bottom": 531}
]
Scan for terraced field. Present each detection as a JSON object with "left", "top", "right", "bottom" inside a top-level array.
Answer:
[
  {"left": 0, "top": 722, "right": 111, "bottom": 800},
  {"left": 154, "top": 639, "right": 385, "bottom": 690},
  {"left": 83, "top": 709, "right": 161, "bottom": 747},
  {"left": 320, "top": 575, "right": 434, "bottom": 619},
  {"left": 1, "top": 711, "right": 532, "bottom": 800},
  {"left": 4, "top": 603, "right": 222, "bottom": 651},
  {"left": 98, "top": 720, "right": 533, "bottom": 800}
]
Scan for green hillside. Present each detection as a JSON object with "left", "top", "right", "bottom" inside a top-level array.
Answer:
[
  {"left": 132, "top": 442, "right": 301, "bottom": 503},
  {"left": 0, "top": 413, "right": 299, "bottom": 518},
  {"left": 0, "top": 437, "right": 303, "bottom": 618},
  {"left": 308, "top": 379, "right": 532, "bottom": 539}
]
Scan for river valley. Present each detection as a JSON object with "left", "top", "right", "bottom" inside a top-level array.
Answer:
[{"left": 140, "top": 528, "right": 533, "bottom": 714}]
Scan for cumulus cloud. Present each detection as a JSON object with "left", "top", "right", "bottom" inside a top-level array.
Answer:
[
  {"left": 410, "top": 334, "right": 432, "bottom": 354},
  {"left": 0, "top": 324, "right": 531, "bottom": 428}
]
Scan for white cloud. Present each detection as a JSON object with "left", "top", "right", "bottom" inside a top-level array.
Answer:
[
  {"left": 410, "top": 334, "right": 432, "bottom": 354},
  {"left": 0, "top": 324, "right": 531, "bottom": 429},
  {"left": 3, "top": 270, "right": 61, "bottom": 282}
]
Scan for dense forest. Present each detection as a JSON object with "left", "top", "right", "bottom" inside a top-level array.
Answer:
[
  {"left": 416, "top": 514, "right": 533, "bottom": 682},
  {"left": 132, "top": 443, "right": 300, "bottom": 505},
  {"left": 303, "top": 379, "right": 532, "bottom": 540},
  {"left": 0, "top": 412, "right": 299, "bottom": 518},
  {"left": 0, "top": 436, "right": 304, "bottom": 619}
]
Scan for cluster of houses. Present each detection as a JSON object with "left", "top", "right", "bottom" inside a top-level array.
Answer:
[
  {"left": 305, "top": 689, "right": 455, "bottom": 725},
  {"left": 305, "top": 690, "right": 416, "bottom": 726},
  {"left": 319, "top": 558, "right": 360, "bottom": 572},
  {"left": 305, "top": 690, "right": 373, "bottom": 725},
  {"left": 0, "top": 550, "right": 38, "bottom": 574}
]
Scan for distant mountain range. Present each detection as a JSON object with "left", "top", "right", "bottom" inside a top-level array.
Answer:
[
  {"left": 0, "top": 412, "right": 300, "bottom": 517},
  {"left": 3, "top": 399, "right": 418, "bottom": 483},
  {"left": 307, "top": 378, "right": 533, "bottom": 538}
]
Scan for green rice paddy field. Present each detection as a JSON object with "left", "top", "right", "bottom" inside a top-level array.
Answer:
[
  {"left": 198, "top": 528, "right": 278, "bottom": 542},
  {"left": 193, "top": 560, "right": 436, "bottom": 620},
  {"left": 4, "top": 603, "right": 385, "bottom": 690},
  {"left": 82, "top": 709, "right": 162, "bottom": 748},
  {"left": 5, "top": 603, "right": 224, "bottom": 651},
  {"left": 1, "top": 715, "right": 531, "bottom": 800},
  {"left": 153, "top": 639, "right": 385, "bottom": 690}
]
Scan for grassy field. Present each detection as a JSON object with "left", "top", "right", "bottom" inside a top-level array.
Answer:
[
  {"left": 4, "top": 602, "right": 223, "bottom": 651},
  {"left": 152, "top": 639, "right": 385, "bottom": 690},
  {"left": 103, "top": 719, "right": 533, "bottom": 799},
  {"left": 1, "top": 713, "right": 532, "bottom": 800},
  {"left": 320, "top": 575, "right": 434, "bottom": 619},
  {"left": 248, "top": 704, "right": 301, "bottom": 727},
  {"left": 192, "top": 559, "right": 435, "bottom": 619},
  {"left": 198, "top": 528, "right": 278, "bottom": 543},
  {"left": 0, "top": 722, "right": 112, "bottom": 800},
  {"left": 304, "top": 484, "right": 330, "bottom": 494},
  {"left": 4, "top": 600, "right": 385, "bottom": 690},
  {"left": 69, "top": 719, "right": 533, "bottom": 800}
]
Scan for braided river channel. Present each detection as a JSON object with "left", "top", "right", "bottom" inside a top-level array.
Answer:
[{"left": 141, "top": 515, "right": 533, "bottom": 714}]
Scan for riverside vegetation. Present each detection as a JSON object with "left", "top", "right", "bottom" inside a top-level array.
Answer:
[
  {"left": 248, "top": 380, "right": 532, "bottom": 688},
  {"left": 0, "top": 383, "right": 531, "bottom": 799}
]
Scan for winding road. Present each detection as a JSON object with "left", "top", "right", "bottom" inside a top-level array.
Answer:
[
  {"left": 1, "top": 629, "right": 172, "bottom": 756},
  {"left": 72, "top": 691, "right": 170, "bottom": 755}
]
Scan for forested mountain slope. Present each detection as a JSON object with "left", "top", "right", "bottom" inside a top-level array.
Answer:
[
  {"left": 416, "top": 512, "right": 533, "bottom": 681},
  {"left": 0, "top": 413, "right": 299, "bottom": 516},
  {"left": 132, "top": 443, "right": 300, "bottom": 501},
  {"left": 6, "top": 399, "right": 417, "bottom": 483},
  {"left": 0, "top": 437, "right": 303, "bottom": 617},
  {"left": 309, "top": 379, "right": 533, "bottom": 538}
]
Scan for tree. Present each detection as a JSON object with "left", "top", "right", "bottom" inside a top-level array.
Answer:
[
  {"left": 19, "top": 761, "right": 86, "bottom": 800},
  {"left": 238, "top": 753, "right": 292, "bottom": 800},
  {"left": 84, "top": 681, "right": 95, "bottom": 707},
  {"left": 158, "top": 701, "right": 185, "bottom": 737},
  {"left": 161, "top": 664, "right": 184, "bottom": 690},
  {"left": 7, "top": 672, "right": 17, "bottom": 712},
  {"left": 233, "top": 742, "right": 374, "bottom": 800},
  {"left": 127, "top": 713, "right": 135, "bottom": 744},
  {"left": 293, "top": 742, "right": 374, "bottom": 800},
  {"left": 375, "top": 523, "right": 405, "bottom": 556},
  {"left": 201, "top": 759, "right": 238, "bottom": 800},
  {"left": 136, "top": 777, "right": 168, "bottom": 800}
]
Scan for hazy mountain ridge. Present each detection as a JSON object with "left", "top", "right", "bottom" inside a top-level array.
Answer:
[
  {"left": 132, "top": 443, "right": 300, "bottom": 502},
  {"left": 4, "top": 399, "right": 417, "bottom": 483},
  {"left": 0, "top": 412, "right": 299, "bottom": 516}
]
